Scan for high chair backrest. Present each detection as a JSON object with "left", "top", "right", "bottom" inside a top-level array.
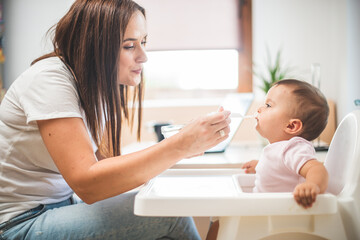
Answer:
[{"left": 324, "top": 110, "right": 360, "bottom": 198}]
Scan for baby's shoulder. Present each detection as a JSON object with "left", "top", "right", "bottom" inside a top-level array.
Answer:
[
  {"left": 283, "top": 137, "right": 315, "bottom": 154},
  {"left": 288, "top": 136, "right": 312, "bottom": 146}
]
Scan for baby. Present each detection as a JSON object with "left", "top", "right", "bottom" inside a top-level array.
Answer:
[
  {"left": 206, "top": 79, "right": 329, "bottom": 240},
  {"left": 242, "top": 79, "right": 329, "bottom": 208}
]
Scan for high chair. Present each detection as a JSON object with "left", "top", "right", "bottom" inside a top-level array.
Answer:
[{"left": 134, "top": 110, "right": 360, "bottom": 240}]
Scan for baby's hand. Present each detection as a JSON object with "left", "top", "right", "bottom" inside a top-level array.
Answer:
[
  {"left": 293, "top": 182, "right": 321, "bottom": 208},
  {"left": 241, "top": 160, "right": 258, "bottom": 174}
]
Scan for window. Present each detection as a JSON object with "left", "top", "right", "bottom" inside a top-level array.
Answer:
[
  {"left": 136, "top": 0, "right": 252, "bottom": 99},
  {"left": 144, "top": 49, "right": 238, "bottom": 88}
]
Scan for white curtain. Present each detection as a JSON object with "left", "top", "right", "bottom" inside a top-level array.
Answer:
[{"left": 134, "top": 0, "right": 240, "bottom": 50}]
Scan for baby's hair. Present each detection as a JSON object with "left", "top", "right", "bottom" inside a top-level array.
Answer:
[{"left": 273, "top": 79, "right": 329, "bottom": 141}]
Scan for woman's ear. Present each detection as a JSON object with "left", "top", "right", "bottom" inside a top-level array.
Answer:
[{"left": 285, "top": 119, "right": 303, "bottom": 135}]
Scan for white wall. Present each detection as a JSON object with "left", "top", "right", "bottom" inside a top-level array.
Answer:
[
  {"left": 342, "top": 0, "right": 360, "bottom": 118},
  {"left": 3, "top": 0, "right": 74, "bottom": 89},
  {"left": 252, "top": 0, "right": 358, "bottom": 122}
]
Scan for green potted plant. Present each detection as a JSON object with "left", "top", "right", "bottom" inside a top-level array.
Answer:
[{"left": 254, "top": 49, "right": 290, "bottom": 94}]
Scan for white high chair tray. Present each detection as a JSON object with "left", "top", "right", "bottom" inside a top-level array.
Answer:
[{"left": 134, "top": 169, "right": 337, "bottom": 217}]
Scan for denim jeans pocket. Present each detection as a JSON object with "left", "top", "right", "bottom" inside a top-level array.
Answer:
[{"left": 0, "top": 204, "right": 46, "bottom": 236}]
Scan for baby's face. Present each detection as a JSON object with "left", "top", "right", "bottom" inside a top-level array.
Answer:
[{"left": 255, "top": 85, "right": 295, "bottom": 143}]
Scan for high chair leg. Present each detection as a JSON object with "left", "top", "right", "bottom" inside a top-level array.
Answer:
[
  {"left": 218, "top": 216, "right": 270, "bottom": 240},
  {"left": 217, "top": 217, "right": 241, "bottom": 240}
]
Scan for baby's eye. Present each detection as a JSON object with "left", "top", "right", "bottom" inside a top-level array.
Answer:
[
  {"left": 141, "top": 41, "right": 147, "bottom": 46},
  {"left": 265, "top": 103, "right": 271, "bottom": 108}
]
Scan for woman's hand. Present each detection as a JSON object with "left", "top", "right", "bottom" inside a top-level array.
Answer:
[
  {"left": 241, "top": 160, "right": 258, "bottom": 174},
  {"left": 173, "top": 107, "right": 231, "bottom": 158}
]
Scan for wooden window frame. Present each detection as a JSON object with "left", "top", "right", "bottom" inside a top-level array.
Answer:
[{"left": 237, "top": 0, "right": 253, "bottom": 93}]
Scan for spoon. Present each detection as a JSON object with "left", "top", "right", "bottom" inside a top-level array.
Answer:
[{"left": 230, "top": 112, "right": 258, "bottom": 119}]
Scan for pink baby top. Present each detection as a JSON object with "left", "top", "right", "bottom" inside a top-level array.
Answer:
[{"left": 253, "top": 136, "right": 317, "bottom": 193}]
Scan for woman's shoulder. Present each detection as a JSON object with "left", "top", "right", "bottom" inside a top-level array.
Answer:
[
  {"left": 31, "top": 57, "right": 72, "bottom": 78},
  {"left": 18, "top": 56, "right": 75, "bottom": 88},
  {"left": 6, "top": 56, "right": 78, "bottom": 105}
]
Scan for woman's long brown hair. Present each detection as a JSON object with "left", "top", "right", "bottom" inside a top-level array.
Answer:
[{"left": 33, "top": 0, "right": 145, "bottom": 157}]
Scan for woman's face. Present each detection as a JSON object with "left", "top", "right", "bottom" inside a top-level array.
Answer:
[{"left": 118, "top": 10, "right": 148, "bottom": 86}]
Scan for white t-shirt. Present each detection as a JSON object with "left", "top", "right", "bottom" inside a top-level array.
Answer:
[
  {"left": 0, "top": 57, "right": 95, "bottom": 223},
  {"left": 253, "top": 136, "right": 316, "bottom": 193}
]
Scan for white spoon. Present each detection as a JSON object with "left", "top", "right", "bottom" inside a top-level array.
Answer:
[{"left": 231, "top": 112, "right": 257, "bottom": 119}]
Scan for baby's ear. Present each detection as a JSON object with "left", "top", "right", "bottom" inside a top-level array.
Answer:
[{"left": 285, "top": 119, "right": 303, "bottom": 135}]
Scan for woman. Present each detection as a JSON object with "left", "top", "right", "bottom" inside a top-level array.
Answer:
[{"left": 0, "top": 0, "right": 230, "bottom": 239}]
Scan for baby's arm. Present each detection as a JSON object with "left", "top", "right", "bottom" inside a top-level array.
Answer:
[
  {"left": 293, "top": 159, "right": 328, "bottom": 208},
  {"left": 241, "top": 160, "right": 258, "bottom": 173}
]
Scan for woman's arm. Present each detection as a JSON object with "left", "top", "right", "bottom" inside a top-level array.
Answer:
[{"left": 37, "top": 110, "right": 230, "bottom": 204}]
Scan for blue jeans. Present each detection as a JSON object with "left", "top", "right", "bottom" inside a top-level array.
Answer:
[{"left": 0, "top": 191, "right": 201, "bottom": 240}]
